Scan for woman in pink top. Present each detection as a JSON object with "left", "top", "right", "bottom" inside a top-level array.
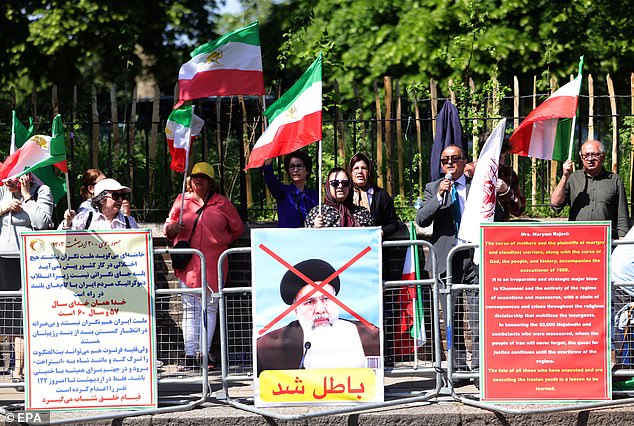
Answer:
[{"left": 164, "top": 162, "right": 244, "bottom": 370}]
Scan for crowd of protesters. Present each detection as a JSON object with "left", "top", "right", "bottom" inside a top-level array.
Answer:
[{"left": 0, "top": 135, "right": 629, "bottom": 385}]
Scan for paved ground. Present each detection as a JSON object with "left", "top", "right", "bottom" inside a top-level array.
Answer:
[{"left": 3, "top": 368, "right": 634, "bottom": 425}]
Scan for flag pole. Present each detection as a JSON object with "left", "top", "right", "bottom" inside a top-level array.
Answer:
[
  {"left": 178, "top": 151, "right": 191, "bottom": 225},
  {"left": 318, "top": 139, "right": 323, "bottom": 214},
  {"left": 567, "top": 56, "right": 585, "bottom": 161},
  {"left": 177, "top": 103, "right": 195, "bottom": 225},
  {"left": 65, "top": 172, "right": 72, "bottom": 212}
]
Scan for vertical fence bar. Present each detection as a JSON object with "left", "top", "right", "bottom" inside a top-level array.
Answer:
[
  {"left": 149, "top": 84, "right": 160, "bottom": 202},
  {"left": 110, "top": 83, "right": 120, "bottom": 164},
  {"left": 384, "top": 76, "right": 394, "bottom": 195},
  {"left": 31, "top": 88, "right": 38, "bottom": 126},
  {"left": 396, "top": 79, "right": 404, "bottom": 197},
  {"left": 430, "top": 78, "right": 438, "bottom": 140},
  {"left": 91, "top": 86, "right": 99, "bottom": 168},
  {"left": 129, "top": 85, "right": 138, "bottom": 199},
  {"left": 414, "top": 94, "right": 423, "bottom": 198},
  {"left": 374, "top": 81, "right": 384, "bottom": 189},
  {"left": 607, "top": 73, "right": 618, "bottom": 173},
  {"left": 333, "top": 79, "right": 346, "bottom": 166},
  {"left": 51, "top": 85, "right": 59, "bottom": 117}
]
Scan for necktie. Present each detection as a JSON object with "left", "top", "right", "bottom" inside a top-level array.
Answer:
[{"left": 451, "top": 185, "right": 462, "bottom": 232}]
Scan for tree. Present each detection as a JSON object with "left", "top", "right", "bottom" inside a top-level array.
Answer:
[
  {"left": 1, "top": 0, "right": 223, "bottom": 100},
  {"left": 259, "top": 0, "right": 634, "bottom": 101}
]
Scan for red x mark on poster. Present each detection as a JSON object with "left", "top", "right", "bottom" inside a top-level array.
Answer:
[{"left": 257, "top": 243, "right": 374, "bottom": 336}]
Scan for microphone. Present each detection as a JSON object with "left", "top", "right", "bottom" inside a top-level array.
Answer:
[
  {"left": 298, "top": 341, "right": 311, "bottom": 369},
  {"left": 442, "top": 173, "right": 452, "bottom": 205}
]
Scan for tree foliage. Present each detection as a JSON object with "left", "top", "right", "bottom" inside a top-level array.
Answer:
[
  {"left": 1, "top": 0, "right": 222, "bottom": 99},
  {"left": 259, "top": 0, "right": 634, "bottom": 100}
]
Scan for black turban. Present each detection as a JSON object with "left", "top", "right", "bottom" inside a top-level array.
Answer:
[{"left": 280, "top": 259, "right": 340, "bottom": 305}]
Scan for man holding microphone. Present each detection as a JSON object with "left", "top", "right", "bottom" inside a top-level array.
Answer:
[{"left": 416, "top": 144, "right": 477, "bottom": 387}]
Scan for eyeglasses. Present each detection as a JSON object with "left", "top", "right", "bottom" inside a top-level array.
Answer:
[
  {"left": 441, "top": 156, "right": 463, "bottom": 165},
  {"left": 107, "top": 192, "right": 128, "bottom": 201},
  {"left": 580, "top": 152, "right": 603, "bottom": 160},
  {"left": 288, "top": 163, "right": 305, "bottom": 170},
  {"left": 329, "top": 179, "right": 350, "bottom": 188}
]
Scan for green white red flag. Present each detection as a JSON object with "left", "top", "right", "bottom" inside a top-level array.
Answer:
[
  {"left": 175, "top": 21, "right": 264, "bottom": 108},
  {"left": 0, "top": 114, "right": 67, "bottom": 183},
  {"left": 395, "top": 222, "right": 426, "bottom": 355},
  {"left": 165, "top": 105, "right": 205, "bottom": 173},
  {"left": 510, "top": 57, "right": 584, "bottom": 161},
  {"left": 10, "top": 111, "right": 67, "bottom": 202},
  {"left": 245, "top": 55, "right": 322, "bottom": 169}
]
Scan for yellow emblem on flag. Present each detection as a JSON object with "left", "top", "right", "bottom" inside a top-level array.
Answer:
[
  {"left": 205, "top": 50, "right": 223, "bottom": 65},
  {"left": 32, "top": 135, "right": 48, "bottom": 149}
]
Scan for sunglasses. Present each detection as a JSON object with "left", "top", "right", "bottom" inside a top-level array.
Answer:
[
  {"left": 107, "top": 192, "right": 128, "bottom": 201},
  {"left": 440, "top": 156, "right": 463, "bottom": 165},
  {"left": 329, "top": 179, "right": 350, "bottom": 188}
]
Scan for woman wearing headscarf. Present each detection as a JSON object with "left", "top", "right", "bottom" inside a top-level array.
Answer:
[
  {"left": 305, "top": 167, "right": 374, "bottom": 228},
  {"left": 164, "top": 162, "right": 244, "bottom": 370},
  {"left": 348, "top": 152, "right": 400, "bottom": 238},
  {"left": 0, "top": 174, "right": 54, "bottom": 388}
]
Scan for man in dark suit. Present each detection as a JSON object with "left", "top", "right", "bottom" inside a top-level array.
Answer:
[
  {"left": 256, "top": 259, "right": 380, "bottom": 375},
  {"left": 416, "top": 145, "right": 478, "bottom": 387}
]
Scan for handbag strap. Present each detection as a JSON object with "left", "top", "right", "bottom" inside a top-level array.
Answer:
[{"left": 186, "top": 192, "right": 211, "bottom": 244}]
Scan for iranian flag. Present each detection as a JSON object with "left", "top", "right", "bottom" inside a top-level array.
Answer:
[
  {"left": 10, "top": 111, "right": 67, "bottom": 202},
  {"left": 245, "top": 55, "right": 322, "bottom": 169},
  {"left": 0, "top": 114, "right": 67, "bottom": 183},
  {"left": 395, "top": 222, "right": 426, "bottom": 355},
  {"left": 510, "top": 57, "right": 584, "bottom": 161},
  {"left": 166, "top": 105, "right": 205, "bottom": 173},
  {"left": 175, "top": 21, "right": 264, "bottom": 108}
]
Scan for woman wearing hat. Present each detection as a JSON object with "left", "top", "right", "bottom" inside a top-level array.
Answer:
[
  {"left": 305, "top": 167, "right": 374, "bottom": 228},
  {"left": 164, "top": 162, "right": 244, "bottom": 371},
  {"left": 61, "top": 178, "right": 138, "bottom": 230}
]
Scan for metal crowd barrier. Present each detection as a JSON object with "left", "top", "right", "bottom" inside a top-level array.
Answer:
[
  {"left": 5, "top": 237, "right": 634, "bottom": 423},
  {"left": 446, "top": 241, "right": 634, "bottom": 413},
  {"left": 0, "top": 246, "right": 213, "bottom": 424},
  {"left": 216, "top": 239, "right": 447, "bottom": 420}
]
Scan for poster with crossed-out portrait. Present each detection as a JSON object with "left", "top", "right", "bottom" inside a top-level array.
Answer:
[{"left": 252, "top": 227, "right": 383, "bottom": 407}]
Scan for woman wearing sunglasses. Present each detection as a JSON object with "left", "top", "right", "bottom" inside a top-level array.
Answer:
[
  {"left": 61, "top": 178, "right": 137, "bottom": 230},
  {"left": 305, "top": 167, "right": 374, "bottom": 228}
]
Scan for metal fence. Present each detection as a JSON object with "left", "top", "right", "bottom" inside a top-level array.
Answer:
[{"left": 4, "top": 238, "right": 634, "bottom": 422}]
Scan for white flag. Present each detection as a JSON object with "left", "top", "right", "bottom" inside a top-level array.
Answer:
[{"left": 458, "top": 118, "right": 506, "bottom": 245}]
